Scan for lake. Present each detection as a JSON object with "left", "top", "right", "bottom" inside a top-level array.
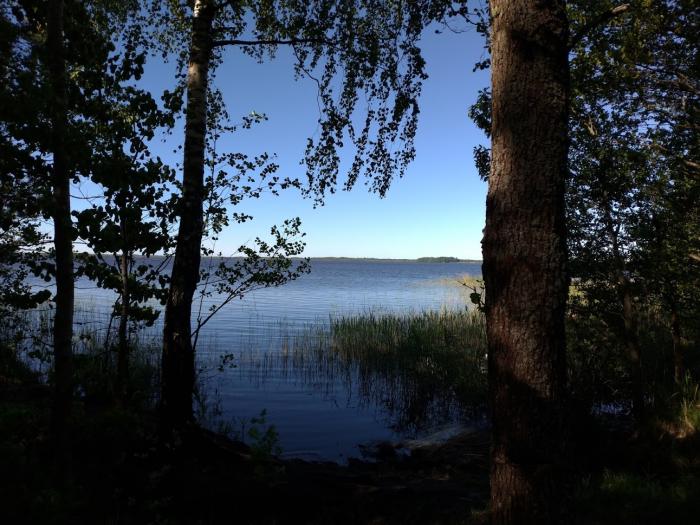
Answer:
[{"left": 37, "top": 259, "right": 485, "bottom": 461}]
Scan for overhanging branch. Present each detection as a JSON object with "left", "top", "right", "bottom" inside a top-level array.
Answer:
[
  {"left": 212, "top": 37, "right": 334, "bottom": 48},
  {"left": 569, "top": 4, "right": 631, "bottom": 49}
]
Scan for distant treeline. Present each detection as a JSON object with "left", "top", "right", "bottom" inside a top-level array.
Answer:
[{"left": 302, "top": 256, "right": 480, "bottom": 263}]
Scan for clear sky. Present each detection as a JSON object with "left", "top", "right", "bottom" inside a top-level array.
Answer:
[{"left": 137, "top": 22, "right": 490, "bottom": 260}]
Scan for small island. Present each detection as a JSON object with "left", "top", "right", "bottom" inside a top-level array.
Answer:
[{"left": 416, "top": 256, "right": 475, "bottom": 263}]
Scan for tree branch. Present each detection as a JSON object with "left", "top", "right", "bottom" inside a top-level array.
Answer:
[
  {"left": 212, "top": 37, "right": 334, "bottom": 48},
  {"left": 569, "top": 4, "right": 630, "bottom": 49}
]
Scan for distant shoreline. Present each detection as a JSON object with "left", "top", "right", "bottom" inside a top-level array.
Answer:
[
  {"left": 56, "top": 253, "right": 483, "bottom": 264},
  {"left": 298, "top": 257, "right": 482, "bottom": 264}
]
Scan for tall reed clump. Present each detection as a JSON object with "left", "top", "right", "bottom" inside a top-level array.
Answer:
[
  {"left": 331, "top": 309, "right": 486, "bottom": 394},
  {"left": 304, "top": 308, "right": 488, "bottom": 430}
]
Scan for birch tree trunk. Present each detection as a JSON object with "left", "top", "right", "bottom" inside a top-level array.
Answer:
[
  {"left": 47, "top": 0, "right": 74, "bottom": 480},
  {"left": 160, "top": 0, "right": 215, "bottom": 431},
  {"left": 483, "top": 1, "right": 570, "bottom": 522}
]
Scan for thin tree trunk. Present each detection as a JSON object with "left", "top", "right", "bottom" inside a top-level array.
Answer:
[
  {"left": 484, "top": 1, "right": 570, "bottom": 522},
  {"left": 619, "top": 276, "right": 644, "bottom": 420},
  {"left": 601, "top": 194, "right": 645, "bottom": 421},
  {"left": 116, "top": 250, "right": 130, "bottom": 403},
  {"left": 47, "top": 0, "right": 74, "bottom": 481},
  {"left": 670, "top": 298, "right": 684, "bottom": 384},
  {"left": 160, "top": 0, "right": 215, "bottom": 432}
]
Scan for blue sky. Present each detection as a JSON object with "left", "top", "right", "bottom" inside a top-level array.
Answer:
[{"left": 137, "top": 22, "right": 490, "bottom": 260}]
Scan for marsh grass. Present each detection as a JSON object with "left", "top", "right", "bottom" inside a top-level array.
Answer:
[
  {"left": 277, "top": 308, "right": 488, "bottom": 432},
  {"left": 329, "top": 309, "right": 486, "bottom": 396}
]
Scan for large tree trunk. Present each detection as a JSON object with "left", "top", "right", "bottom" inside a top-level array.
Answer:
[
  {"left": 483, "top": 1, "right": 570, "bottom": 522},
  {"left": 160, "top": 0, "right": 215, "bottom": 432},
  {"left": 47, "top": 0, "right": 74, "bottom": 480}
]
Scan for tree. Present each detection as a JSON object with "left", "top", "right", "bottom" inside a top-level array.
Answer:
[
  {"left": 75, "top": 149, "right": 175, "bottom": 403},
  {"left": 0, "top": 169, "right": 51, "bottom": 340},
  {"left": 471, "top": 0, "right": 698, "bottom": 517},
  {"left": 47, "top": 0, "right": 74, "bottom": 479},
  {"left": 72, "top": 41, "right": 178, "bottom": 403},
  {"left": 482, "top": 0, "right": 570, "bottom": 522},
  {"left": 153, "top": 0, "right": 462, "bottom": 431},
  {"left": 0, "top": 7, "right": 52, "bottom": 335},
  {"left": 566, "top": 96, "right": 652, "bottom": 420},
  {"left": 629, "top": 0, "right": 699, "bottom": 386},
  {"left": 3, "top": 0, "right": 155, "bottom": 467},
  {"left": 566, "top": 0, "right": 699, "bottom": 417}
]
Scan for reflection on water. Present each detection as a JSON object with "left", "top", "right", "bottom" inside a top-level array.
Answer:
[
  {"left": 198, "top": 308, "right": 487, "bottom": 461},
  {"left": 29, "top": 259, "right": 486, "bottom": 461}
]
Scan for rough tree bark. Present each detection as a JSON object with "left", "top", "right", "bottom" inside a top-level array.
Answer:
[
  {"left": 160, "top": 0, "right": 215, "bottom": 431},
  {"left": 483, "top": 1, "right": 570, "bottom": 522},
  {"left": 47, "top": 0, "right": 74, "bottom": 480}
]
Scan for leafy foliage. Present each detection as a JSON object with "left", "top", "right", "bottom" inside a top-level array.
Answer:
[
  {"left": 566, "top": 0, "right": 700, "bottom": 406},
  {"left": 148, "top": 1, "right": 471, "bottom": 203}
]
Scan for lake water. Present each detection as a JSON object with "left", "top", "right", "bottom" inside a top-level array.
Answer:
[{"left": 35, "top": 259, "right": 484, "bottom": 461}]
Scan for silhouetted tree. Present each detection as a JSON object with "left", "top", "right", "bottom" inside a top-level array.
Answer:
[
  {"left": 46, "top": 0, "right": 74, "bottom": 480},
  {"left": 72, "top": 37, "right": 178, "bottom": 403}
]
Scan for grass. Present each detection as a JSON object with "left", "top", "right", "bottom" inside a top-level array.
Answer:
[
  {"left": 677, "top": 382, "right": 700, "bottom": 436},
  {"left": 575, "top": 463, "right": 700, "bottom": 524},
  {"left": 328, "top": 308, "right": 486, "bottom": 398},
  {"left": 282, "top": 308, "right": 487, "bottom": 432},
  {"left": 569, "top": 366, "right": 700, "bottom": 523}
]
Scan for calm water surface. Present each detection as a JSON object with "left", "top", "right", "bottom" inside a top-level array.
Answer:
[{"left": 42, "top": 259, "right": 483, "bottom": 461}]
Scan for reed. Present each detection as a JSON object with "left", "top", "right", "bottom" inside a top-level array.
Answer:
[
  {"left": 285, "top": 308, "right": 488, "bottom": 432},
  {"left": 331, "top": 309, "right": 486, "bottom": 395}
]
